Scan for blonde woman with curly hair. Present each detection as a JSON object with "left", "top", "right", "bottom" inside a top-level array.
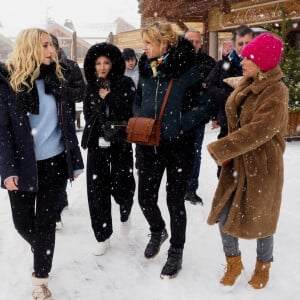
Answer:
[
  {"left": 134, "top": 22, "right": 209, "bottom": 278},
  {"left": 0, "top": 28, "right": 84, "bottom": 299}
]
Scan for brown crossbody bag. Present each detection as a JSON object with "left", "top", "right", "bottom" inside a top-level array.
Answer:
[{"left": 126, "top": 79, "right": 174, "bottom": 146}]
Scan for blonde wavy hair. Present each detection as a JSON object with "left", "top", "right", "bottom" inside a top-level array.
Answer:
[
  {"left": 7, "top": 28, "right": 64, "bottom": 92},
  {"left": 141, "top": 22, "right": 178, "bottom": 52}
]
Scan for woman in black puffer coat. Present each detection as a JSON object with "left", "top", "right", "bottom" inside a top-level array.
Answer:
[
  {"left": 134, "top": 22, "right": 209, "bottom": 279},
  {"left": 82, "top": 43, "right": 136, "bottom": 255}
]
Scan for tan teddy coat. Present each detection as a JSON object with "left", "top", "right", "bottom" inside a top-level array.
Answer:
[{"left": 207, "top": 66, "right": 289, "bottom": 239}]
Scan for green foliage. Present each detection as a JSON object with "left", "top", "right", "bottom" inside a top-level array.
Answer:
[{"left": 262, "top": 7, "right": 300, "bottom": 110}]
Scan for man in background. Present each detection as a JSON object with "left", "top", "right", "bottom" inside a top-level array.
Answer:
[
  {"left": 123, "top": 48, "right": 139, "bottom": 88},
  {"left": 50, "top": 33, "right": 85, "bottom": 228},
  {"left": 204, "top": 25, "right": 254, "bottom": 177},
  {"left": 184, "top": 29, "right": 216, "bottom": 205}
]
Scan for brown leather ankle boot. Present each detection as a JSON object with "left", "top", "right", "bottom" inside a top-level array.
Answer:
[
  {"left": 220, "top": 254, "right": 244, "bottom": 286},
  {"left": 248, "top": 259, "right": 271, "bottom": 289}
]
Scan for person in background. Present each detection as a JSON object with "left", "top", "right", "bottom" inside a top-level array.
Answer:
[
  {"left": 206, "top": 33, "right": 288, "bottom": 290},
  {"left": 81, "top": 42, "right": 136, "bottom": 256},
  {"left": 0, "top": 28, "right": 84, "bottom": 299},
  {"left": 204, "top": 25, "right": 253, "bottom": 177},
  {"left": 183, "top": 29, "right": 216, "bottom": 205},
  {"left": 122, "top": 48, "right": 139, "bottom": 88},
  {"left": 50, "top": 33, "right": 86, "bottom": 229},
  {"left": 134, "top": 22, "right": 208, "bottom": 278}
]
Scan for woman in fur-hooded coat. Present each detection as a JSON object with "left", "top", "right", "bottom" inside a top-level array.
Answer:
[{"left": 82, "top": 42, "right": 136, "bottom": 250}]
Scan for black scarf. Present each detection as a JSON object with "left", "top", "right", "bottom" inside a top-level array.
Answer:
[{"left": 16, "top": 63, "right": 57, "bottom": 115}]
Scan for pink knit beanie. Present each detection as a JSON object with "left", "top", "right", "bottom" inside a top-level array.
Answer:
[{"left": 241, "top": 33, "right": 283, "bottom": 71}]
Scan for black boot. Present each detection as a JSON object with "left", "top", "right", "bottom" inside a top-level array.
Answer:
[
  {"left": 160, "top": 247, "right": 183, "bottom": 278},
  {"left": 120, "top": 203, "right": 132, "bottom": 222},
  {"left": 144, "top": 229, "right": 168, "bottom": 258},
  {"left": 184, "top": 192, "right": 203, "bottom": 205}
]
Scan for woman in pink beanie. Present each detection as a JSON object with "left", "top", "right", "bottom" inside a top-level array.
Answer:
[{"left": 206, "top": 33, "right": 289, "bottom": 289}]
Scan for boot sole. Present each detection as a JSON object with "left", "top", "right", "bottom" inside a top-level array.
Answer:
[
  {"left": 160, "top": 266, "right": 182, "bottom": 279},
  {"left": 219, "top": 270, "right": 244, "bottom": 291}
]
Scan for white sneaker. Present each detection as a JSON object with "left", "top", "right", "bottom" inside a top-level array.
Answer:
[
  {"left": 93, "top": 239, "right": 111, "bottom": 256},
  {"left": 32, "top": 275, "right": 53, "bottom": 300},
  {"left": 120, "top": 217, "right": 131, "bottom": 236}
]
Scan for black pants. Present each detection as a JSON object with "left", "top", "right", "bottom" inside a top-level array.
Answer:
[
  {"left": 8, "top": 152, "right": 68, "bottom": 277},
  {"left": 86, "top": 143, "right": 135, "bottom": 242},
  {"left": 56, "top": 181, "right": 68, "bottom": 222},
  {"left": 137, "top": 139, "right": 194, "bottom": 249}
]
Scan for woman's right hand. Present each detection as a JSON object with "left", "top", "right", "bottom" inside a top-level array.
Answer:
[
  {"left": 211, "top": 120, "right": 219, "bottom": 129},
  {"left": 5, "top": 177, "right": 19, "bottom": 191},
  {"left": 99, "top": 88, "right": 110, "bottom": 99}
]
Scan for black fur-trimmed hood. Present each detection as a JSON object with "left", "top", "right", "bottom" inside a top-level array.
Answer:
[
  {"left": 138, "top": 36, "right": 196, "bottom": 79},
  {"left": 84, "top": 42, "right": 125, "bottom": 86}
]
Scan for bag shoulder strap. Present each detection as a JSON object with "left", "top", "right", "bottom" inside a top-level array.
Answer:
[{"left": 157, "top": 78, "right": 174, "bottom": 122}]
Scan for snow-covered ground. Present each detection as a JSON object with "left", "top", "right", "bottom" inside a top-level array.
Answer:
[{"left": 0, "top": 124, "right": 299, "bottom": 300}]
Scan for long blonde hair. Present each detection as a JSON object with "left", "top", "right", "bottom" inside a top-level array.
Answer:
[
  {"left": 7, "top": 28, "right": 64, "bottom": 92},
  {"left": 141, "top": 22, "right": 178, "bottom": 52}
]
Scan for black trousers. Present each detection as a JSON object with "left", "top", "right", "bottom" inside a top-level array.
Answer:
[
  {"left": 56, "top": 180, "right": 68, "bottom": 222},
  {"left": 8, "top": 152, "right": 68, "bottom": 277},
  {"left": 86, "top": 143, "right": 135, "bottom": 242},
  {"left": 137, "top": 139, "right": 194, "bottom": 249}
]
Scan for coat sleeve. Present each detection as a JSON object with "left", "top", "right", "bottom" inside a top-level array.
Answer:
[
  {"left": 207, "top": 83, "right": 289, "bottom": 164},
  {"left": 106, "top": 76, "right": 135, "bottom": 121},
  {"left": 64, "top": 61, "right": 85, "bottom": 103},
  {"left": 83, "top": 84, "right": 99, "bottom": 121},
  {"left": 0, "top": 89, "right": 18, "bottom": 181},
  {"left": 133, "top": 80, "right": 142, "bottom": 116}
]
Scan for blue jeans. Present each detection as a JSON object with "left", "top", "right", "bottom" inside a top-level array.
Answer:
[
  {"left": 186, "top": 124, "right": 205, "bottom": 193},
  {"left": 218, "top": 195, "right": 274, "bottom": 262}
]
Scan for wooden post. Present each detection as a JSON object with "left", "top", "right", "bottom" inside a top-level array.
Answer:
[{"left": 72, "top": 31, "right": 77, "bottom": 62}]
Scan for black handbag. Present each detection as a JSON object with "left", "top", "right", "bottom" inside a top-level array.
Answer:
[{"left": 102, "top": 120, "right": 127, "bottom": 142}]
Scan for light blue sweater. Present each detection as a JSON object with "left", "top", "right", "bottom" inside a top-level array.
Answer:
[{"left": 28, "top": 80, "right": 65, "bottom": 161}]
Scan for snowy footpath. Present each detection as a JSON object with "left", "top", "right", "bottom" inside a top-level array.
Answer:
[{"left": 0, "top": 124, "right": 299, "bottom": 300}]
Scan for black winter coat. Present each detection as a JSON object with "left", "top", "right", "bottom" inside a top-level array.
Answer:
[
  {"left": 134, "top": 37, "right": 209, "bottom": 141},
  {"left": 0, "top": 69, "right": 84, "bottom": 192},
  {"left": 81, "top": 43, "right": 136, "bottom": 149},
  {"left": 59, "top": 57, "right": 85, "bottom": 120},
  {"left": 81, "top": 76, "right": 135, "bottom": 148},
  {"left": 184, "top": 51, "right": 216, "bottom": 125},
  {"left": 204, "top": 51, "right": 242, "bottom": 127}
]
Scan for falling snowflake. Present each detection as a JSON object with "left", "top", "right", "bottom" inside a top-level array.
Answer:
[
  {"left": 222, "top": 61, "right": 230, "bottom": 71},
  {"left": 31, "top": 128, "right": 37, "bottom": 136}
]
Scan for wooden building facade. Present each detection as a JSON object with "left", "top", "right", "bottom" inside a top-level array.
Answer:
[{"left": 136, "top": 0, "right": 300, "bottom": 59}]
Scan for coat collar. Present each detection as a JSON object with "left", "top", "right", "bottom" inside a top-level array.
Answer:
[
  {"left": 237, "top": 65, "right": 283, "bottom": 97},
  {"left": 226, "top": 65, "right": 284, "bottom": 130}
]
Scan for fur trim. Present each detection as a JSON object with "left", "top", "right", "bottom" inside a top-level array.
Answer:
[
  {"left": 84, "top": 43, "right": 125, "bottom": 86},
  {"left": 138, "top": 36, "right": 196, "bottom": 79}
]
